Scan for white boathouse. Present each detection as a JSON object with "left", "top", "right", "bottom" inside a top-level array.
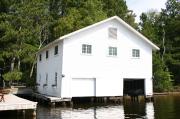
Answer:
[{"left": 36, "top": 16, "right": 159, "bottom": 99}]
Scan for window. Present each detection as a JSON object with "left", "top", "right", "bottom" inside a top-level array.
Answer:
[
  {"left": 54, "top": 45, "right": 58, "bottom": 55},
  {"left": 82, "top": 44, "right": 92, "bottom": 54},
  {"left": 132, "top": 49, "right": 140, "bottom": 58},
  {"left": 109, "top": 47, "right": 117, "bottom": 56},
  {"left": 52, "top": 72, "right": 58, "bottom": 87},
  {"left": 55, "top": 72, "right": 57, "bottom": 86},
  {"left": 39, "top": 54, "right": 42, "bottom": 61},
  {"left": 37, "top": 74, "right": 41, "bottom": 86},
  {"left": 45, "top": 73, "right": 48, "bottom": 85},
  {"left": 44, "top": 73, "right": 48, "bottom": 87},
  {"left": 46, "top": 50, "right": 49, "bottom": 59},
  {"left": 109, "top": 27, "right": 117, "bottom": 39}
]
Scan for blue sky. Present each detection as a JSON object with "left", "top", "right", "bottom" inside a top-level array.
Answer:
[{"left": 125, "top": 0, "right": 167, "bottom": 22}]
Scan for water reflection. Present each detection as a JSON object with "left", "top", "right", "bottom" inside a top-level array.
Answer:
[
  {"left": 94, "top": 105, "right": 124, "bottom": 119},
  {"left": 37, "top": 102, "right": 155, "bottom": 119},
  {"left": 146, "top": 102, "right": 154, "bottom": 119},
  {"left": 3, "top": 95, "right": 180, "bottom": 119}
]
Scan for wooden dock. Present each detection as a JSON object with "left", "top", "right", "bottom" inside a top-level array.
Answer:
[
  {"left": 32, "top": 93, "right": 71, "bottom": 106},
  {"left": 0, "top": 94, "right": 37, "bottom": 112}
]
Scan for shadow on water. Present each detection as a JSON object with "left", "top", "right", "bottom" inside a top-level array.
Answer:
[
  {"left": 2, "top": 95, "right": 180, "bottom": 119},
  {"left": 0, "top": 110, "right": 36, "bottom": 119}
]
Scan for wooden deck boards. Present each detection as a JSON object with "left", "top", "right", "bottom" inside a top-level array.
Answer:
[
  {"left": 33, "top": 93, "right": 71, "bottom": 103},
  {"left": 0, "top": 94, "right": 37, "bottom": 111}
]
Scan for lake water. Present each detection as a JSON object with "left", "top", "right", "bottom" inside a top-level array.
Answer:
[{"left": 2, "top": 95, "right": 180, "bottom": 119}]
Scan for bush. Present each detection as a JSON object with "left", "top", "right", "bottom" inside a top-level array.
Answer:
[
  {"left": 3, "top": 70, "right": 22, "bottom": 81},
  {"left": 153, "top": 54, "right": 173, "bottom": 92},
  {"left": 154, "top": 70, "right": 173, "bottom": 92}
]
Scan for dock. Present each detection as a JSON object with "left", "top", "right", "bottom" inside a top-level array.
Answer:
[
  {"left": 32, "top": 93, "right": 72, "bottom": 106},
  {"left": 0, "top": 94, "right": 37, "bottom": 115}
]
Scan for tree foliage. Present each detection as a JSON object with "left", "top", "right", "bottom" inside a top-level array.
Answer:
[
  {"left": 153, "top": 53, "right": 172, "bottom": 92},
  {"left": 0, "top": 0, "right": 53, "bottom": 85},
  {"left": 0, "top": 0, "right": 179, "bottom": 91},
  {"left": 0, "top": 0, "right": 136, "bottom": 86},
  {"left": 140, "top": 0, "right": 179, "bottom": 91},
  {"left": 3, "top": 70, "right": 22, "bottom": 81}
]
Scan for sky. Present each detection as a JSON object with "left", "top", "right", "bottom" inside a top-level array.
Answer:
[{"left": 125, "top": 0, "right": 167, "bottom": 22}]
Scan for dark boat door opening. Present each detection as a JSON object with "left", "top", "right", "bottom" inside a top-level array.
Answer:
[{"left": 123, "top": 79, "right": 145, "bottom": 96}]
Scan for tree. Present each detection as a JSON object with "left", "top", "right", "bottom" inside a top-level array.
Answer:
[
  {"left": 102, "top": 0, "right": 137, "bottom": 28},
  {"left": 52, "top": 0, "right": 107, "bottom": 39},
  {"left": 139, "top": 10, "right": 173, "bottom": 91},
  {"left": 162, "top": 0, "right": 180, "bottom": 84},
  {"left": 0, "top": 0, "right": 53, "bottom": 86},
  {"left": 0, "top": 0, "right": 138, "bottom": 87},
  {"left": 153, "top": 53, "right": 172, "bottom": 92},
  {"left": 3, "top": 70, "right": 22, "bottom": 84}
]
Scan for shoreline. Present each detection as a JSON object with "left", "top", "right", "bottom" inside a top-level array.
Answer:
[{"left": 154, "top": 92, "right": 180, "bottom": 95}]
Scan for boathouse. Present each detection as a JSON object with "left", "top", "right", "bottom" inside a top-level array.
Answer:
[{"left": 36, "top": 16, "right": 159, "bottom": 100}]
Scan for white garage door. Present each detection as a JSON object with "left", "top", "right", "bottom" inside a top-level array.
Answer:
[{"left": 72, "top": 78, "right": 96, "bottom": 97}]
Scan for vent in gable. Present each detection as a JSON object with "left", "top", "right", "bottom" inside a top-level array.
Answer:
[{"left": 109, "top": 28, "right": 117, "bottom": 39}]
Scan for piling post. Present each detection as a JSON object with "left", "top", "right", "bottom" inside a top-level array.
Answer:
[
  {"left": 22, "top": 109, "right": 25, "bottom": 118},
  {"left": 49, "top": 102, "right": 55, "bottom": 107},
  {"left": 104, "top": 97, "right": 107, "bottom": 103},
  {"left": 145, "top": 96, "right": 154, "bottom": 102},
  {"left": 119, "top": 97, "right": 123, "bottom": 103},
  {"left": 91, "top": 97, "right": 95, "bottom": 103},
  {"left": 62, "top": 102, "right": 66, "bottom": 107},
  {"left": 70, "top": 101, "right": 73, "bottom": 107},
  {"left": 32, "top": 109, "right": 36, "bottom": 117}
]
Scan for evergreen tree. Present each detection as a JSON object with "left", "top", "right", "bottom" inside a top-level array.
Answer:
[
  {"left": 0, "top": 0, "right": 139, "bottom": 87},
  {"left": 0, "top": 0, "right": 53, "bottom": 85}
]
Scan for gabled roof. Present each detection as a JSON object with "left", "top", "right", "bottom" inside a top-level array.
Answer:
[{"left": 38, "top": 16, "right": 159, "bottom": 53}]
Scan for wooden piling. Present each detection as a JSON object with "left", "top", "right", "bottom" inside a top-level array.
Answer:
[
  {"left": 145, "top": 96, "right": 154, "bottom": 102},
  {"left": 69, "top": 101, "right": 73, "bottom": 107},
  {"left": 91, "top": 97, "right": 95, "bottom": 103},
  {"left": 32, "top": 109, "right": 36, "bottom": 117},
  {"left": 49, "top": 102, "right": 55, "bottom": 107},
  {"left": 104, "top": 97, "right": 107, "bottom": 103},
  {"left": 62, "top": 102, "right": 66, "bottom": 107},
  {"left": 22, "top": 109, "right": 25, "bottom": 117}
]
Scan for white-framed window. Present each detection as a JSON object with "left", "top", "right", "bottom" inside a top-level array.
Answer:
[
  {"left": 109, "top": 47, "right": 117, "bottom": 56},
  {"left": 39, "top": 54, "right": 42, "bottom": 61},
  {"left": 108, "top": 27, "right": 117, "bottom": 39},
  {"left": 54, "top": 45, "right": 58, "bottom": 55},
  {"left": 82, "top": 44, "right": 92, "bottom": 54},
  {"left": 132, "top": 49, "right": 140, "bottom": 58},
  {"left": 46, "top": 50, "right": 49, "bottom": 59}
]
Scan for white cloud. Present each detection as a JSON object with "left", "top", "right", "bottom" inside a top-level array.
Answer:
[{"left": 126, "top": 0, "right": 167, "bottom": 22}]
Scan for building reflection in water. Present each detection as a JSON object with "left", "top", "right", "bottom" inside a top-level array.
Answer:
[
  {"left": 94, "top": 105, "right": 124, "bottom": 119},
  {"left": 37, "top": 102, "right": 155, "bottom": 119},
  {"left": 146, "top": 102, "right": 154, "bottom": 119},
  {"left": 70, "top": 105, "right": 124, "bottom": 119}
]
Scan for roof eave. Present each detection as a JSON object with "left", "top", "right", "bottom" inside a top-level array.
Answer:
[
  {"left": 37, "top": 16, "right": 160, "bottom": 54},
  {"left": 36, "top": 38, "right": 63, "bottom": 54}
]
